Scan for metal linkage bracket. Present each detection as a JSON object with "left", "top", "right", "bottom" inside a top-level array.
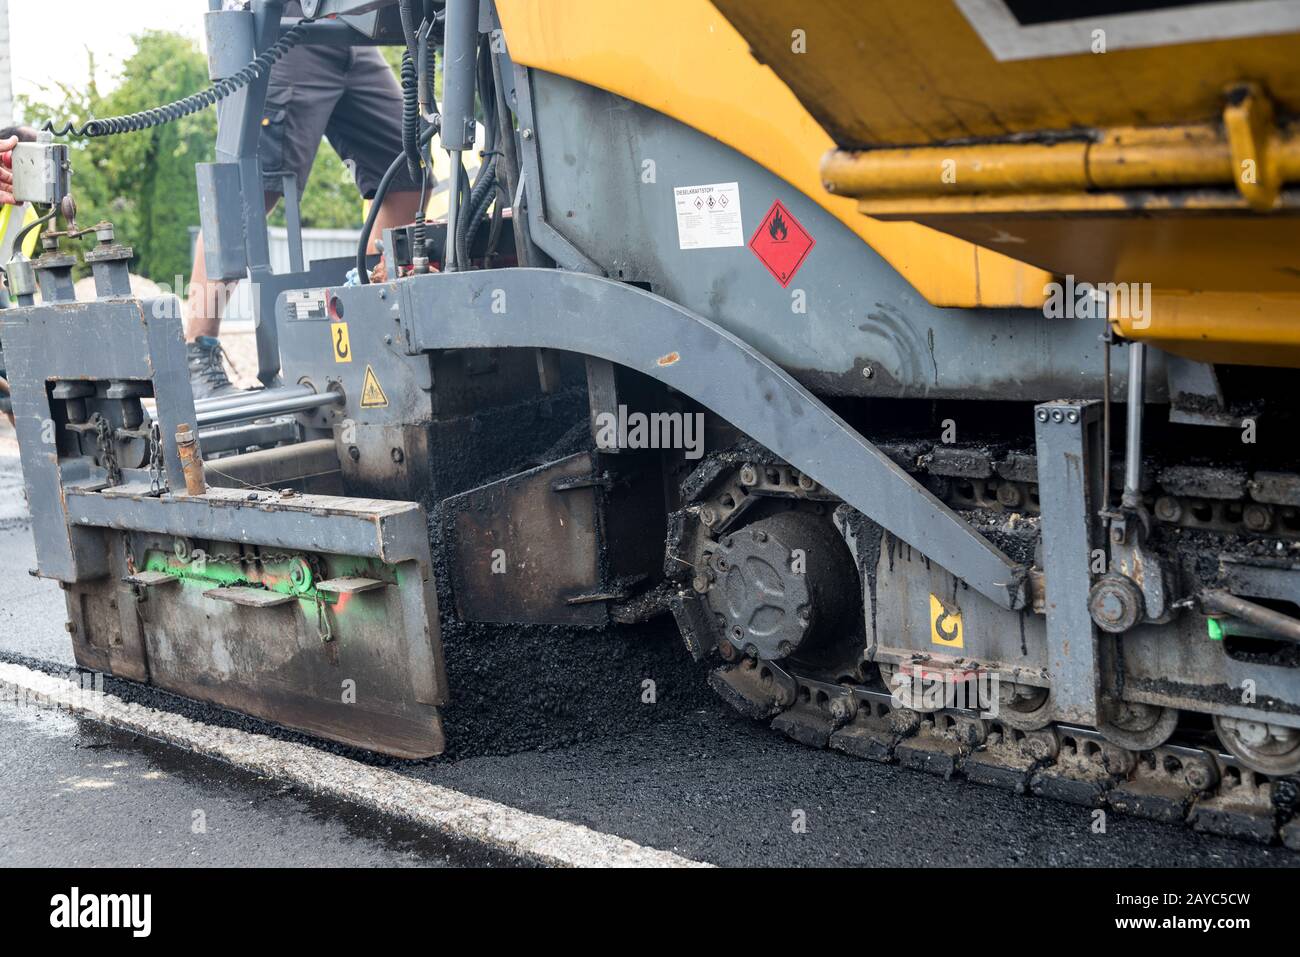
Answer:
[
  {"left": 1, "top": 295, "right": 195, "bottom": 582},
  {"left": 201, "top": 0, "right": 313, "bottom": 386},
  {"left": 1034, "top": 399, "right": 1105, "bottom": 726},
  {"left": 385, "top": 267, "right": 1031, "bottom": 611},
  {"left": 510, "top": 65, "right": 603, "bottom": 275}
]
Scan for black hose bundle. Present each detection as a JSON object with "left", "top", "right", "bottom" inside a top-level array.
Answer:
[
  {"left": 459, "top": 155, "right": 498, "bottom": 267},
  {"left": 452, "top": 34, "right": 500, "bottom": 269},
  {"left": 364, "top": 15, "right": 511, "bottom": 277},
  {"left": 43, "top": 21, "right": 313, "bottom": 138},
  {"left": 464, "top": 174, "right": 508, "bottom": 268},
  {"left": 484, "top": 179, "right": 508, "bottom": 263}
]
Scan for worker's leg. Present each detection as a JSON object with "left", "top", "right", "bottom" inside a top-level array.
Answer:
[
  {"left": 363, "top": 190, "right": 423, "bottom": 282},
  {"left": 327, "top": 47, "right": 425, "bottom": 259},
  {"left": 184, "top": 234, "right": 237, "bottom": 398},
  {"left": 185, "top": 235, "right": 221, "bottom": 341},
  {"left": 185, "top": 192, "right": 280, "bottom": 342},
  {"left": 185, "top": 194, "right": 282, "bottom": 399},
  {"left": 186, "top": 44, "right": 345, "bottom": 398},
  {"left": 370, "top": 189, "right": 424, "bottom": 254}
]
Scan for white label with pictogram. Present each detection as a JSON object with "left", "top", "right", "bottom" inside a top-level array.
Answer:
[{"left": 672, "top": 182, "right": 743, "bottom": 250}]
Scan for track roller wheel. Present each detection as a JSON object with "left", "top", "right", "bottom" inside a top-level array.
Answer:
[
  {"left": 1214, "top": 715, "right": 1300, "bottom": 776},
  {"left": 994, "top": 683, "right": 1054, "bottom": 731},
  {"left": 1019, "top": 727, "right": 1061, "bottom": 763},
  {"left": 1098, "top": 701, "right": 1179, "bottom": 751}
]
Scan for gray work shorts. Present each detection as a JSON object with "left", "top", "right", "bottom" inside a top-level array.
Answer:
[{"left": 259, "top": 42, "right": 421, "bottom": 199}]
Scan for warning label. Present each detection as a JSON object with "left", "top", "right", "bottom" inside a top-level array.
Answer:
[
  {"left": 360, "top": 364, "right": 389, "bottom": 409},
  {"left": 672, "top": 182, "right": 743, "bottom": 250},
  {"left": 331, "top": 322, "right": 352, "bottom": 363},
  {"left": 929, "top": 593, "right": 963, "bottom": 649},
  {"left": 749, "top": 200, "right": 815, "bottom": 287}
]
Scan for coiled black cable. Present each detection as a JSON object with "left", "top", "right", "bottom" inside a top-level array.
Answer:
[
  {"left": 43, "top": 21, "right": 312, "bottom": 138},
  {"left": 401, "top": 51, "right": 422, "bottom": 182}
]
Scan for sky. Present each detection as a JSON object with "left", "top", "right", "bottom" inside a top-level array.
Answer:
[{"left": 10, "top": 1, "right": 206, "bottom": 112}]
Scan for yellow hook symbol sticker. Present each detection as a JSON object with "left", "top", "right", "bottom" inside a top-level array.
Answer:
[
  {"left": 929, "top": 594, "right": 963, "bottom": 648},
  {"left": 331, "top": 322, "right": 352, "bottom": 363}
]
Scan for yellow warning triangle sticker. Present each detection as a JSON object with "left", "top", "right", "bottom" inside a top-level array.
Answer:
[{"left": 360, "top": 364, "right": 389, "bottom": 409}]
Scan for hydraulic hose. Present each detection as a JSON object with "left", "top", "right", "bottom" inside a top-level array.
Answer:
[
  {"left": 485, "top": 180, "right": 508, "bottom": 261},
  {"left": 417, "top": 18, "right": 441, "bottom": 122},
  {"left": 454, "top": 34, "right": 497, "bottom": 267},
  {"left": 397, "top": 0, "right": 420, "bottom": 58},
  {"left": 358, "top": 123, "right": 439, "bottom": 285},
  {"left": 460, "top": 156, "right": 498, "bottom": 266},
  {"left": 356, "top": 154, "right": 409, "bottom": 286},
  {"left": 43, "top": 21, "right": 313, "bottom": 138},
  {"left": 11, "top": 206, "right": 56, "bottom": 252}
]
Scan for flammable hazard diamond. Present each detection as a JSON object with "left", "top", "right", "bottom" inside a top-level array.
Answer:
[{"left": 749, "top": 200, "right": 815, "bottom": 287}]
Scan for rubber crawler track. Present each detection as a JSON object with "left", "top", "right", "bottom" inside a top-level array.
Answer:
[{"left": 717, "top": 657, "right": 1300, "bottom": 848}]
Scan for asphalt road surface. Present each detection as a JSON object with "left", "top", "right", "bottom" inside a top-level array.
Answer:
[
  {"left": 1, "top": 430, "right": 1297, "bottom": 868},
  {"left": 0, "top": 705, "right": 503, "bottom": 867}
]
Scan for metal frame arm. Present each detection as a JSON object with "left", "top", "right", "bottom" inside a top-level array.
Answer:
[{"left": 393, "top": 267, "right": 1030, "bottom": 610}]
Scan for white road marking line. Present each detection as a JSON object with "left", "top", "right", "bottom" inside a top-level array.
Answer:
[{"left": 0, "top": 662, "right": 712, "bottom": 868}]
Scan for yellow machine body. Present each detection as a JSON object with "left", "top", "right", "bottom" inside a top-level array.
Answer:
[{"left": 708, "top": 0, "right": 1300, "bottom": 367}]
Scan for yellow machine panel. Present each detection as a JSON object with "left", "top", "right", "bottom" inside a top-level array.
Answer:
[
  {"left": 710, "top": 0, "right": 1300, "bottom": 367},
  {"left": 711, "top": 0, "right": 1300, "bottom": 148}
]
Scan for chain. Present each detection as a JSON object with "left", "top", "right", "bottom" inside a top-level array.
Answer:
[
  {"left": 307, "top": 554, "right": 334, "bottom": 643},
  {"left": 172, "top": 547, "right": 336, "bottom": 643},
  {"left": 192, "top": 549, "right": 297, "bottom": 568},
  {"left": 315, "top": 596, "right": 334, "bottom": 644},
  {"left": 147, "top": 421, "right": 165, "bottom": 494},
  {"left": 124, "top": 534, "right": 140, "bottom": 579},
  {"left": 91, "top": 413, "right": 121, "bottom": 486}
]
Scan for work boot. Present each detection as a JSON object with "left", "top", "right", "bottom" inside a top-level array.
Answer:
[{"left": 187, "top": 335, "right": 238, "bottom": 400}]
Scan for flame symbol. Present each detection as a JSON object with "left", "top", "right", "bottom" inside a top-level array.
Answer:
[{"left": 769, "top": 209, "right": 788, "bottom": 241}]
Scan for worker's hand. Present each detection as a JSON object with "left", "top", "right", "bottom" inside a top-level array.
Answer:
[
  {"left": 0, "top": 136, "right": 18, "bottom": 205},
  {"left": 369, "top": 258, "right": 387, "bottom": 284}
]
